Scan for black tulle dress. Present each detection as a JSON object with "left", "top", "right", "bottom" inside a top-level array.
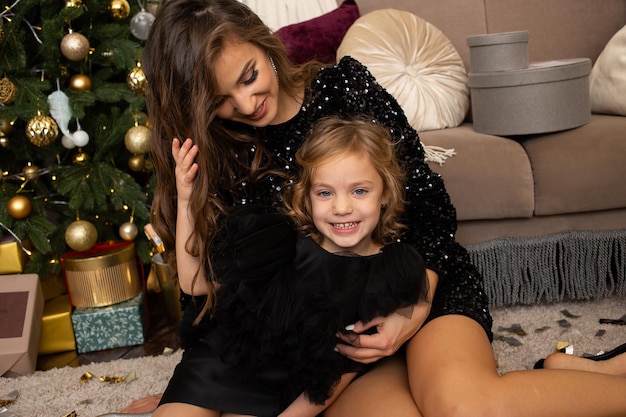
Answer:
[
  {"left": 159, "top": 56, "right": 493, "bottom": 415},
  {"left": 161, "top": 207, "right": 428, "bottom": 416}
]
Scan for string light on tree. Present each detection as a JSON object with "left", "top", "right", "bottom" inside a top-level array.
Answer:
[{"left": 64, "top": 0, "right": 83, "bottom": 8}]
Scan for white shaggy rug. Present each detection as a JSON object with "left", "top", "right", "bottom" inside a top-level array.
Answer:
[{"left": 1, "top": 297, "right": 625, "bottom": 417}]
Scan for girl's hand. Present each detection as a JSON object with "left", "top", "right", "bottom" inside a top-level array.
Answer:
[
  {"left": 335, "top": 301, "right": 432, "bottom": 364},
  {"left": 335, "top": 268, "right": 437, "bottom": 364},
  {"left": 172, "top": 137, "right": 199, "bottom": 203}
]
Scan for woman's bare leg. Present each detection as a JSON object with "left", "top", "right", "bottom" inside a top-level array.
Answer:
[
  {"left": 152, "top": 402, "right": 220, "bottom": 417},
  {"left": 407, "top": 314, "right": 626, "bottom": 417},
  {"left": 324, "top": 354, "right": 422, "bottom": 417},
  {"left": 542, "top": 350, "right": 626, "bottom": 376}
]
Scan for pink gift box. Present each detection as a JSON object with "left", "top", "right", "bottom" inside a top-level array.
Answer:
[{"left": 0, "top": 274, "right": 44, "bottom": 377}]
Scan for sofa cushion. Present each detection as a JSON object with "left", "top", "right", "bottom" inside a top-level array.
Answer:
[
  {"left": 353, "top": 0, "right": 487, "bottom": 69},
  {"left": 420, "top": 125, "right": 534, "bottom": 221},
  {"left": 520, "top": 114, "right": 626, "bottom": 216},
  {"left": 590, "top": 24, "right": 626, "bottom": 116},
  {"left": 275, "top": 0, "right": 360, "bottom": 65},
  {"left": 336, "top": 9, "right": 469, "bottom": 132}
]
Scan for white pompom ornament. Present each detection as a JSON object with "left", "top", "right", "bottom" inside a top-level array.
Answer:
[
  {"left": 62, "top": 135, "right": 76, "bottom": 149},
  {"left": 72, "top": 129, "right": 90, "bottom": 147}
]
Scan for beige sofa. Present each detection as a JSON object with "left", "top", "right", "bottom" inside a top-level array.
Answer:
[{"left": 350, "top": 0, "right": 626, "bottom": 306}]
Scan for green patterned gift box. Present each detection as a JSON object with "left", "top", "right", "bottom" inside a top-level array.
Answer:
[{"left": 71, "top": 292, "right": 146, "bottom": 353}]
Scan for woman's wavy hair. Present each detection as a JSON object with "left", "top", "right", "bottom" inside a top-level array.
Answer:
[
  {"left": 283, "top": 117, "right": 407, "bottom": 246},
  {"left": 142, "top": 0, "right": 321, "bottom": 316}
]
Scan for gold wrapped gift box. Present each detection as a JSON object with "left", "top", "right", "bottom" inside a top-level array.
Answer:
[
  {"left": 61, "top": 241, "right": 142, "bottom": 308},
  {"left": 38, "top": 294, "right": 76, "bottom": 355},
  {"left": 0, "top": 236, "right": 29, "bottom": 274}
]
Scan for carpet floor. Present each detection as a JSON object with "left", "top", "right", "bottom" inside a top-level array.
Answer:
[{"left": 1, "top": 296, "right": 625, "bottom": 417}]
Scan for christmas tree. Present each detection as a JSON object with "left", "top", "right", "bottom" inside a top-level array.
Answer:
[{"left": 0, "top": 0, "right": 160, "bottom": 279}]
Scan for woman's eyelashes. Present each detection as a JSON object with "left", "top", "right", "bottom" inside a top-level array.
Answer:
[{"left": 243, "top": 68, "right": 258, "bottom": 85}]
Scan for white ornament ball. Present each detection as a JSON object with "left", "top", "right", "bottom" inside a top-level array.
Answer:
[
  {"left": 130, "top": 10, "right": 155, "bottom": 41},
  {"left": 72, "top": 129, "right": 90, "bottom": 147},
  {"left": 62, "top": 135, "right": 76, "bottom": 149},
  {"left": 119, "top": 221, "right": 139, "bottom": 241}
]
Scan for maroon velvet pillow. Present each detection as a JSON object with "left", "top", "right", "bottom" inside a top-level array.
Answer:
[{"left": 276, "top": 0, "right": 360, "bottom": 65}]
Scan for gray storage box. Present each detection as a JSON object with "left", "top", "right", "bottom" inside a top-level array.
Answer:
[
  {"left": 467, "top": 31, "right": 529, "bottom": 72},
  {"left": 468, "top": 58, "right": 592, "bottom": 136}
]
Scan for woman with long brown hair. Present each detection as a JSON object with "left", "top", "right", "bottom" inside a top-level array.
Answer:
[{"left": 128, "top": 0, "right": 626, "bottom": 416}]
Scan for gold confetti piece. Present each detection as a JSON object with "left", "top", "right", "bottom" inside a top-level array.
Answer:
[
  {"left": 77, "top": 399, "right": 94, "bottom": 405},
  {"left": 556, "top": 341, "right": 574, "bottom": 354},
  {"left": 61, "top": 412, "right": 77, "bottom": 417},
  {"left": 556, "top": 341, "right": 569, "bottom": 351},
  {"left": 99, "top": 375, "right": 126, "bottom": 383},
  {"left": 534, "top": 326, "right": 551, "bottom": 333},
  {"left": 162, "top": 347, "right": 174, "bottom": 355},
  {"left": 80, "top": 371, "right": 94, "bottom": 384}
]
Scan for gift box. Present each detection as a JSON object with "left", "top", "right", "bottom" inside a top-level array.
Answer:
[
  {"left": 467, "top": 31, "right": 529, "bottom": 73},
  {"left": 61, "top": 241, "right": 142, "bottom": 308},
  {"left": 0, "top": 235, "right": 30, "bottom": 274},
  {"left": 71, "top": 292, "right": 146, "bottom": 353},
  {"left": 38, "top": 294, "right": 76, "bottom": 355},
  {"left": 468, "top": 58, "right": 591, "bottom": 135},
  {"left": 0, "top": 274, "right": 44, "bottom": 377},
  {"left": 148, "top": 254, "right": 181, "bottom": 323},
  {"left": 40, "top": 273, "right": 67, "bottom": 301}
]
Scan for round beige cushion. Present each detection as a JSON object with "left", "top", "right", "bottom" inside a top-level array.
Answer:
[
  {"left": 590, "top": 24, "right": 626, "bottom": 116},
  {"left": 337, "top": 9, "right": 469, "bottom": 132}
]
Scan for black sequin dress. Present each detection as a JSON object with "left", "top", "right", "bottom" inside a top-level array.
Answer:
[{"left": 159, "top": 56, "right": 493, "bottom": 415}]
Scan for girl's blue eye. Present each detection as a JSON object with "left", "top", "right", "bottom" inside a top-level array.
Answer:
[
  {"left": 244, "top": 69, "right": 258, "bottom": 85},
  {"left": 354, "top": 188, "right": 367, "bottom": 195},
  {"left": 318, "top": 190, "right": 331, "bottom": 197}
]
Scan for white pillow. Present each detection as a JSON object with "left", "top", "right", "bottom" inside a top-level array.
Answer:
[
  {"left": 336, "top": 9, "right": 469, "bottom": 132},
  {"left": 590, "top": 24, "right": 626, "bottom": 116}
]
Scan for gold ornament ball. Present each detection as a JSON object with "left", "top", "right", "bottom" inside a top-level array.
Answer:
[
  {"left": 65, "top": 220, "right": 98, "bottom": 252},
  {"left": 61, "top": 32, "right": 91, "bottom": 61},
  {"left": 26, "top": 114, "right": 59, "bottom": 147},
  {"left": 0, "top": 118, "right": 14, "bottom": 135},
  {"left": 65, "top": 0, "right": 83, "bottom": 8},
  {"left": 0, "top": 77, "right": 17, "bottom": 105},
  {"left": 23, "top": 164, "right": 40, "bottom": 181},
  {"left": 128, "top": 154, "right": 146, "bottom": 172},
  {"left": 73, "top": 151, "right": 91, "bottom": 164},
  {"left": 108, "top": 0, "right": 131, "bottom": 20},
  {"left": 70, "top": 73, "right": 92, "bottom": 91},
  {"left": 125, "top": 125, "right": 151, "bottom": 154},
  {"left": 119, "top": 221, "right": 138, "bottom": 241},
  {"left": 126, "top": 65, "right": 146, "bottom": 94},
  {"left": 7, "top": 195, "right": 32, "bottom": 219},
  {"left": 0, "top": 132, "right": 8, "bottom": 148}
]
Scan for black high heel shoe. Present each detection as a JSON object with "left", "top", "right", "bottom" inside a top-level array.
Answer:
[{"left": 534, "top": 342, "right": 626, "bottom": 369}]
